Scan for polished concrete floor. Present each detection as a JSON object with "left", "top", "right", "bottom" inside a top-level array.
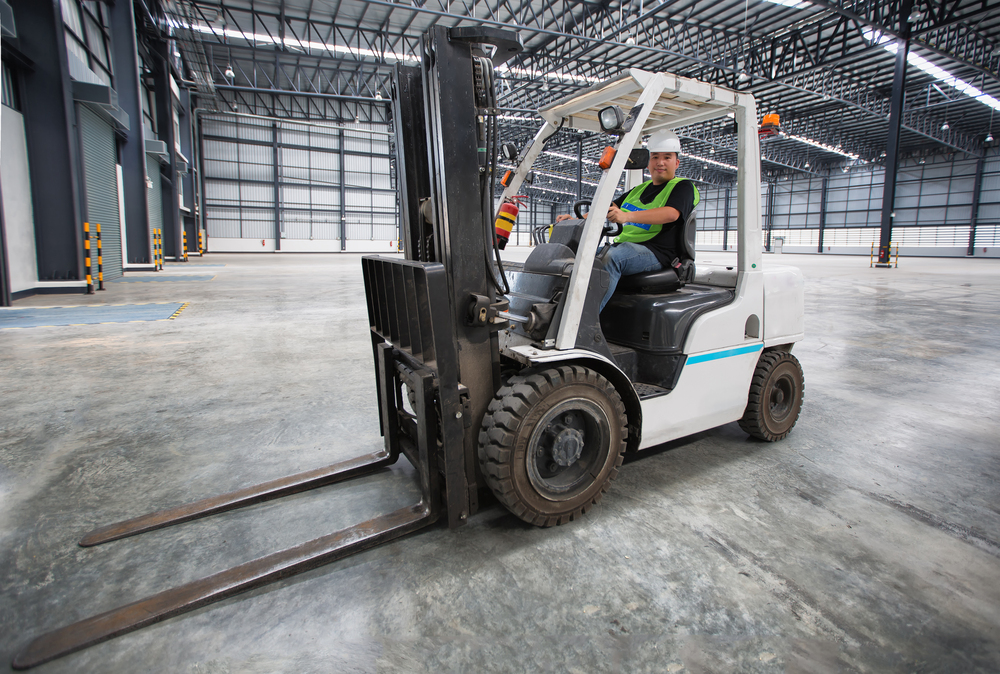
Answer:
[{"left": 1, "top": 251, "right": 998, "bottom": 673}]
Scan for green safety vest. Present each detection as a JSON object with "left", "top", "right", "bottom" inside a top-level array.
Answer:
[{"left": 615, "top": 177, "right": 700, "bottom": 244}]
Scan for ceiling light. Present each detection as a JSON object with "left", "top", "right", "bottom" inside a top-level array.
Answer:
[
  {"left": 783, "top": 133, "right": 859, "bottom": 160},
  {"left": 224, "top": 64, "right": 235, "bottom": 79},
  {"left": 709, "top": 148, "right": 716, "bottom": 154},
  {"left": 737, "top": 72, "right": 750, "bottom": 83},
  {"left": 864, "top": 30, "right": 1000, "bottom": 112},
  {"left": 918, "top": 158, "right": 926, "bottom": 164},
  {"left": 763, "top": 0, "right": 811, "bottom": 8},
  {"left": 375, "top": 91, "right": 382, "bottom": 100},
  {"left": 986, "top": 132, "right": 994, "bottom": 143},
  {"left": 686, "top": 154, "right": 737, "bottom": 171},
  {"left": 942, "top": 121, "right": 950, "bottom": 130},
  {"left": 804, "top": 161, "right": 810, "bottom": 168},
  {"left": 908, "top": 9, "right": 925, "bottom": 22}
]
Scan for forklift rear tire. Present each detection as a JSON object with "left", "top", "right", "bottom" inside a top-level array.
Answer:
[
  {"left": 739, "top": 350, "right": 804, "bottom": 441},
  {"left": 478, "top": 365, "right": 627, "bottom": 527}
]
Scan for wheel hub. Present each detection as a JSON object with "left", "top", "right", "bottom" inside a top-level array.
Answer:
[{"left": 550, "top": 428, "right": 585, "bottom": 466}]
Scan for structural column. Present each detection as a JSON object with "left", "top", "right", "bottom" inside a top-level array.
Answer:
[
  {"left": 272, "top": 121, "right": 281, "bottom": 250},
  {"left": 764, "top": 181, "right": 774, "bottom": 252},
  {"left": 0, "top": 185, "right": 10, "bottom": 305},
  {"left": 109, "top": 0, "right": 152, "bottom": 266},
  {"left": 966, "top": 154, "right": 985, "bottom": 256},
  {"left": 178, "top": 88, "right": 196, "bottom": 255},
  {"left": 877, "top": 0, "right": 914, "bottom": 264},
  {"left": 151, "top": 37, "right": 181, "bottom": 259},
  {"left": 339, "top": 127, "right": 347, "bottom": 250},
  {"left": 817, "top": 176, "right": 829, "bottom": 253},
  {"left": 722, "top": 186, "right": 730, "bottom": 250},
  {"left": 14, "top": 0, "right": 85, "bottom": 281}
]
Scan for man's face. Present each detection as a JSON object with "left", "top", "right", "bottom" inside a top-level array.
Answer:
[{"left": 649, "top": 152, "right": 680, "bottom": 183}]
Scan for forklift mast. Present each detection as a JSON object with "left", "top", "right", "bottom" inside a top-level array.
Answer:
[{"left": 367, "top": 26, "right": 524, "bottom": 527}]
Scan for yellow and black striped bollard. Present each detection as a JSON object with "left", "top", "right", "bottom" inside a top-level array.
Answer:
[
  {"left": 182, "top": 229, "right": 188, "bottom": 261},
  {"left": 95, "top": 223, "right": 104, "bottom": 290},
  {"left": 84, "top": 222, "right": 95, "bottom": 294},
  {"left": 199, "top": 231, "right": 204, "bottom": 254}
]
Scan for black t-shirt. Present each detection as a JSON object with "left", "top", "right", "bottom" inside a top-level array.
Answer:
[{"left": 613, "top": 179, "right": 696, "bottom": 267}]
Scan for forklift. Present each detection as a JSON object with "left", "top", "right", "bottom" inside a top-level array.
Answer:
[{"left": 13, "top": 25, "right": 804, "bottom": 669}]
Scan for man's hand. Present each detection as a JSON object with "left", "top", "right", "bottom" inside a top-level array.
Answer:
[
  {"left": 606, "top": 204, "right": 629, "bottom": 224},
  {"left": 555, "top": 214, "right": 574, "bottom": 222}
]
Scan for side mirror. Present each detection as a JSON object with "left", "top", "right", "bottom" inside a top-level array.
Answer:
[{"left": 626, "top": 149, "right": 649, "bottom": 170}]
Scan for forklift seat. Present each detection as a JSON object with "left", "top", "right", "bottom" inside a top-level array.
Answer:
[{"left": 616, "top": 209, "right": 698, "bottom": 294}]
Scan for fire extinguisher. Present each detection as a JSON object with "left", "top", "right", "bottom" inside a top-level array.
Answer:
[{"left": 494, "top": 196, "right": 526, "bottom": 250}]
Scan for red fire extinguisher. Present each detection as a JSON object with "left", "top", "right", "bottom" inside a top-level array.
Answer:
[{"left": 494, "top": 196, "right": 526, "bottom": 250}]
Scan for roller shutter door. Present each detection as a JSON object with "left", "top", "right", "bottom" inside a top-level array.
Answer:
[
  {"left": 78, "top": 105, "right": 122, "bottom": 280},
  {"left": 146, "top": 154, "right": 163, "bottom": 253}
]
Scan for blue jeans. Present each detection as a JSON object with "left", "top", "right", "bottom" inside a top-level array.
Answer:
[{"left": 600, "top": 242, "right": 662, "bottom": 311}]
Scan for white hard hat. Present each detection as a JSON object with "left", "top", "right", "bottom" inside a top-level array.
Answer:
[{"left": 646, "top": 129, "right": 681, "bottom": 154}]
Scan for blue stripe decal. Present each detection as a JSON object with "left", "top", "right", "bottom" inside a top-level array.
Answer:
[
  {"left": 621, "top": 203, "right": 641, "bottom": 212},
  {"left": 687, "top": 343, "right": 763, "bottom": 365}
]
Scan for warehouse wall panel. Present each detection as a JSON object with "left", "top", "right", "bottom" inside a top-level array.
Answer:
[
  {"left": 694, "top": 151, "right": 1000, "bottom": 255},
  {"left": 202, "top": 113, "right": 394, "bottom": 251}
]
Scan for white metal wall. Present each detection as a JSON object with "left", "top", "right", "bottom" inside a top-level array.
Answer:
[
  {"left": 696, "top": 150, "right": 1000, "bottom": 256},
  {"left": 201, "top": 113, "right": 395, "bottom": 253}
]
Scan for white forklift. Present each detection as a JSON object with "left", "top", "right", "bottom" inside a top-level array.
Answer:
[
  {"left": 12, "top": 29, "right": 804, "bottom": 669},
  {"left": 481, "top": 68, "right": 806, "bottom": 525}
]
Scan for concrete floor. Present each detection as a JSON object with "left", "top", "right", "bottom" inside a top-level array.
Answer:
[{"left": 1, "top": 251, "right": 999, "bottom": 673}]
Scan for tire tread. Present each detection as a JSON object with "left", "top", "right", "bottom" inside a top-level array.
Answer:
[{"left": 478, "top": 365, "right": 626, "bottom": 527}]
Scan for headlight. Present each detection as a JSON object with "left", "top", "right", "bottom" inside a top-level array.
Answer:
[{"left": 598, "top": 105, "right": 625, "bottom": 132}]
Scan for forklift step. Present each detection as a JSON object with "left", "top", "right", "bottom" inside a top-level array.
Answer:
[{"left": 633, "top": 382, "right": 670, "bottom": 399}]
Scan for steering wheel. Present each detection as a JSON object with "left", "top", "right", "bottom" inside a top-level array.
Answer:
[
  {"left": 573, "top": 199, "right": 622, "bottom": 237},
  {"left": 603, "top": 221, "right": 623, "bottom": 237}
]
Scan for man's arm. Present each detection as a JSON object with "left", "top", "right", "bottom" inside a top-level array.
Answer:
[
  {"left": 555, "top": 193, "right": 627, "bottom": 223},
  {"left": 606, "top": 203, "right": 680, "bottom": 225}
]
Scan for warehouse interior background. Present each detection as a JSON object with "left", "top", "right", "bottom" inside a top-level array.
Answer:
[
  {"left": 1, "top": 0, "right": 999, "bottom": 298},
  {"left": 2, "top": 1, "right": 1000, "bottom": 672}
]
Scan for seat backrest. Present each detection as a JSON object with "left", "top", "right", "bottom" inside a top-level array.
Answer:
[{"left": 680, "top": 209, "right": 697, "bottom": 262}]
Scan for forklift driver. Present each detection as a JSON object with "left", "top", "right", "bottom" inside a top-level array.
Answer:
[{"left": 556, "top": 129, "right": 700, "bottom": 311}]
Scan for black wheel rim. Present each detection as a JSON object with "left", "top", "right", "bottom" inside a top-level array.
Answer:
[
  {"left": 526, "top": 398, "right": 610, "bottom": 502},
  {"left": 767, "top": 371, "right": 796, "bottom": 424}
]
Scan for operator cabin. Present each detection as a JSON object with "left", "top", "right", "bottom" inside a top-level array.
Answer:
[{"left": 558, "top": 129, "right": 699, "bottom": 311}]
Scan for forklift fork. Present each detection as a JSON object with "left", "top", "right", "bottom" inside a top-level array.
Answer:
[{"left": 13, "top": 258, "right": 463, "bottom": 670}]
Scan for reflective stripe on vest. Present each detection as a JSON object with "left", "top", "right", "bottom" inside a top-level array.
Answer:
[{"left": 615, "top": 177, "right": 700, "bottom": 244}]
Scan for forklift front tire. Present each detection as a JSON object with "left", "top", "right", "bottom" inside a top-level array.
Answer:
[
  {"left": 739, "top": 350, "right": 805, "bottom": 441},
  {"left": 478, "top": 365, "right": 627, "bottom": 527}
]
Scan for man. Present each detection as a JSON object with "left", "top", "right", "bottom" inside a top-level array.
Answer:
[{"left": 557, "top": 129, "right": 700, "bottom": 311}]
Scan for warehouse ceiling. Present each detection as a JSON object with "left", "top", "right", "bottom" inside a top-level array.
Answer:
[{"left": 160, "top": 0, "right": 1000, "bottom": 192}]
